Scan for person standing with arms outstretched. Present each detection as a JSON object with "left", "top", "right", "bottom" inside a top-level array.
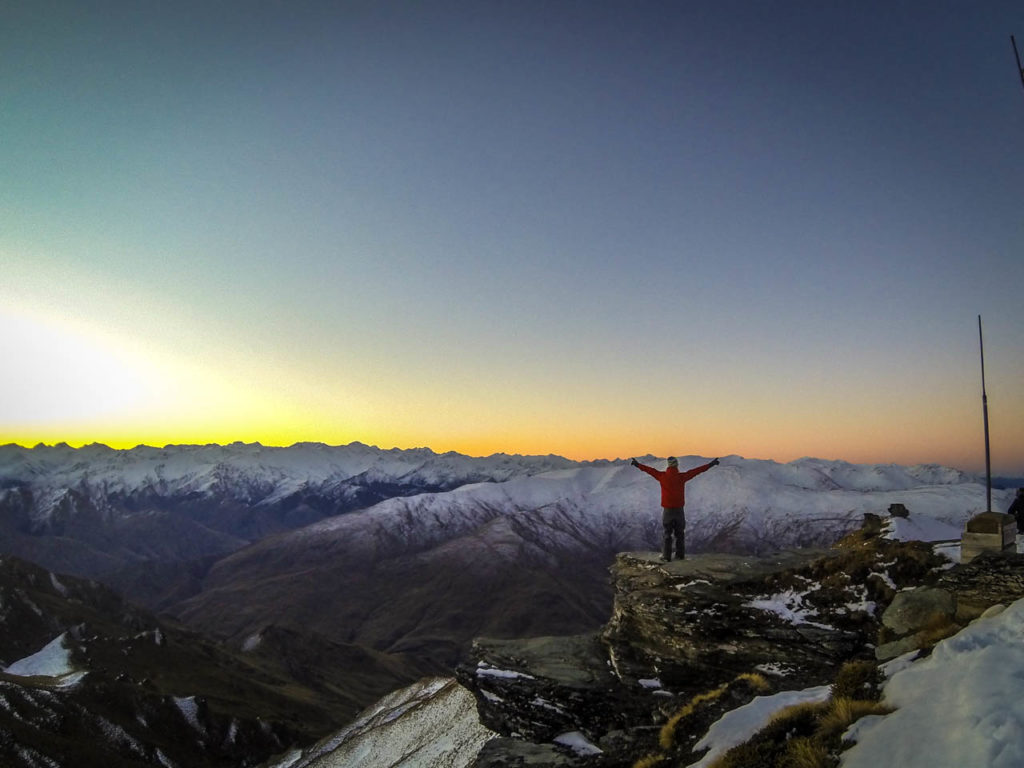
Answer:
[{"left": 631, "top": 456, "right": 719, "bottom": 561}]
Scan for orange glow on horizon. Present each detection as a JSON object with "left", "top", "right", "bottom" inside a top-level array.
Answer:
[
  {"left": 2, "top": 422, "right": 1016, "bottom": 475},
  {"left": 2, "top": 306, "right": 1020, "bottom": 474}
]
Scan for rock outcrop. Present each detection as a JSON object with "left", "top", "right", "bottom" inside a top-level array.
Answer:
[
  {"left": 601, "top": 550, "right": 866, "bottom": 694},
  {"left": 936, "top": 551, "right": 1024, "bottom": 619},
  {"left": 456, "top": 523, "right": 1020, "bottom": 767}
]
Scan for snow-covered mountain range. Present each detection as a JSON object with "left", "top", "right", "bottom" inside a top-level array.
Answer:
[
  {"left": 0, "top": 442, "right": 584, "bottom": 592},
  {"left": 0, "top": 442, "right": 1018, "bottom": 767},
  {"left": 0, "top": 442, "right": 998, "bottom": 544},
  {"left": 0, "top": 441, "right": 582, "bottom": 528},
  {"left": 0, "top": 442, "right": 1012, "bottom": 669}
]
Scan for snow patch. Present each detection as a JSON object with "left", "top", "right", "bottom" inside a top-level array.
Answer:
[
  {"left": 688, "top": 685, "right": 831, "bottom": 767},
  {"left": 174, "top": 696, "right": 203, "bottom": 732},
  {"left": 531, "top": 696, "right": 567, "bottom": 714},
  {"left": 744, "top": 589, "right": 833, "bottom": 630},
  {"left": 554, "top": 731, "right": 603, "bottom": 756},
  {"left": 476, "top": 662, "right": 535, "bottom": 680},
  {"left": 4, "top": 634, "right": 76, "bottom": 679},
  {"left": 840, "top": 597, "right": 1024, "bottom": 768},
  {"left": 754, "top": 662, "right": 795, "bottom": 677},
  {"left": 49, "top": 573, "right": 68, "bottom": 596}
]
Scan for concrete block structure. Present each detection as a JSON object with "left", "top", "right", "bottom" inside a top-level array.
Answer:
[{"left": 961, "top": 511, "right": 1017, "bottom": 564}]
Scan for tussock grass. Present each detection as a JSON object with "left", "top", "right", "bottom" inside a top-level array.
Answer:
[
  {"left": 916, "top": 614, "right": 961, "bottom": 648},
  {"left": 780, "top": 736, "right": 830, "bottom": 768},
  {"left": 830, "top": 660, "right": 883, "bottom": 702},
  {"left": 768, "top": 700, "right": 822, "bottom": 727},
  {"left": 708, "top": 703, "right": 824, "bottom": 768},
  {"left": 660, "top": 682, "right": 730, "bottom": 749},
  {"left": 659, "top": 671, "right": 774, "bottom": 750},
  {"left": 708, "top": 741, "right": 779, "bottom": 768},
  {"left": 707, "top": 687, "right": 895, "bottom": 768},
  {"left": 632, "top": 754, "right": 666, "bottom": 768},
  {"left": 818, "top": 697, "right": 893, "bottom": 740},
  {"left": 647, "top": 658, "right": 895, "bottom": 768},
  {"left": 734, "top": 671, "right": 771, "bottom": 691}
]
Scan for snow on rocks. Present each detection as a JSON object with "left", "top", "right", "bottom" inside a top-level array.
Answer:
[
  {"left": 3, "top": 633, "right": 82, "bottom": 684},
  {"left": 687, "top": 684, "right": 832, "bottom": 768},
  {"left": 265, "top": 677, "right": 494, "bottom": 768},
  {"left": 173, "top": 695, "right": 203, "bottom": 732},
  {"left": 553, "top": 730, "right": 603, "bottom": 756},
  {"left": 476, "top": 662, "right": 536, "bottom": 681},
  {"left": 744, "top": 588, "right": 835, "bottom": 630},
  {"left": 841, "top": 596, "right": 1024, "bottom": 768}
]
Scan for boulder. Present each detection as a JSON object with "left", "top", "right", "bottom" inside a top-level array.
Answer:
[
  {"left": 881, "top": 587, "right": 956, "bottom": 636},
  {"left": 937, "top": 552, "right": 1024, "bottom": 620},
  {"left": 455, "top": 633, "right": 644, "bottom": 744}
]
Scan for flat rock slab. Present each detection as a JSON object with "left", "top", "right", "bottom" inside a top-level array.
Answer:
[
  {"left": 468, "top": 633, "right": 614, "bottom": 688},
  {"left": 617, "top": 550, "right": 836, "bottom": 584}
]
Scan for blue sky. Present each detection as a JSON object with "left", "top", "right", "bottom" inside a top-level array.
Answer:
[{"left": 2, "top": 1, "right": 1022, "bottom": 473}]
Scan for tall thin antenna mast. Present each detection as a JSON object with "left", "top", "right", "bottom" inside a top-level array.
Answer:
[
  {"left": 978, "top": 315, "right": 992, "bottom": 512},
  {"left": 1013, "top": 36, "right": 1024, "bottom": 96}
]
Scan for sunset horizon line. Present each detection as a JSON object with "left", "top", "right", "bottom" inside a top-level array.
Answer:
[{"left": 2, "top": 436, "right": 1015, "bottom": 477}]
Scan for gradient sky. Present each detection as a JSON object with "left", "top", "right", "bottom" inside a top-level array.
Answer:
[{"left": 2, "top": 1, "right": 1022, "bottom": 473}]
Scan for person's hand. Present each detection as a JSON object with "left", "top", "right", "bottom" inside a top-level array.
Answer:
[
  {"left": 710, "top": 458, "right": 720, "bottom": 467},
  {"left": 630, "top": 458, "right": 639, "bottom": 467}
]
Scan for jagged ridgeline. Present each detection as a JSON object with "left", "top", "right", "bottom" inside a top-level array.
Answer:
[{"left": 0, "top": 554, "right": 438, "bottom": 767}]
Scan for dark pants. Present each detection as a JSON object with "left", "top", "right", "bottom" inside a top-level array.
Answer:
[{"left": 662, "top": 507, "right": 685, "bottom": 561}]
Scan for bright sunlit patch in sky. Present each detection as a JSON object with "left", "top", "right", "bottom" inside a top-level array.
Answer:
[
  {"left": 0, "top": 305, "right": 345, "bottom": 448},
  {"left": 0, "top": 309, "right": 166, "bottom": 424}
]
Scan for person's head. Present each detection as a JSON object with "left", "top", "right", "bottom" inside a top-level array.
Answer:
[
  {"left": 1017, "top": 487, "right": 1024, "bottom": 498},
  {"left": 667, "top": 457, "right": 678, "bottom": 468}
]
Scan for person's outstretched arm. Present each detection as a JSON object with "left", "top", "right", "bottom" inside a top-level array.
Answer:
[
  {"left": 631, "top": 458, "right": 661, "bottom": 479},
  {"left": 682, "top": 458, "right": 719, "bottom": 481}
]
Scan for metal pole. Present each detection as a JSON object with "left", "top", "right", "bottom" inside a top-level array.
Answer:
[
  {"left": 979, "top": 315, "right": 992, "bottom": 512},
  {"left": 1013, "top": 36, "right": 1024, "bottom": 95}
]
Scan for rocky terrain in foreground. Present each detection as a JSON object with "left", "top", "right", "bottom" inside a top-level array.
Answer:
[
  {"left": 276, "top": 518, "right": 1024, "bottom": 768},
  {"left": 7, "top": 509, "right": 1024, "bottom": 768},
  {"left": 0, "top": 555, "right": 431, "bottom": 768},
  {"left": 444, "top": 519, "right": 1024, "bottom": 767}
]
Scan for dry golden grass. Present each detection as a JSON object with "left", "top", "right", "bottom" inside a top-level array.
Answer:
[
  {"left": 768, "top": 700, "right": 824, "bottom": 727},
  {"left": 650, "top": 664, "right": 895, "bottom": 768},
  {"left": 782, "top": 736, "right": 830, "bottom": 768},
  {"left": 706, "top": 690, "right": 895, "bottom": 768},
  {"left": 734, "top": 671, "right": 771, "bottom": 691},
  {"left": 632, "top": 754, "right": 666, "bottom": 768},
  {"left": 818, "top": 697, "right": 893, "bottom": 740},
  {"left": 830, "top": 659, "right": 882, "bottom": 701},
  {"left": 915, "top": 614, "right": 962, "bottom": 648},
  {"left": 659, "top": 682, "right": 730, "bottom": 749},
  {"left": 659, "top": 671, "right": 777, "bottom": 750}
]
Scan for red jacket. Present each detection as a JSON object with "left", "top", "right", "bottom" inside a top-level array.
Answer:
[{"left": 635, "top": 461, "right": 714, "bottom": 508}]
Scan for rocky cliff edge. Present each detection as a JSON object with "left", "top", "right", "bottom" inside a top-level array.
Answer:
[{"left": 457, "top": 521, "right": 1024, "bottom": 767}]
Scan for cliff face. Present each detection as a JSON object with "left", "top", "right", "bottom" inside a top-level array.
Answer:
[{"left": 456, "top": 526, "right": 1015, "bottom": 767}]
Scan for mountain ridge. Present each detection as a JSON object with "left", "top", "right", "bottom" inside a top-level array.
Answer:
[{"left": 0, "top": 443, "right": 1016, "bottom": 766}]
